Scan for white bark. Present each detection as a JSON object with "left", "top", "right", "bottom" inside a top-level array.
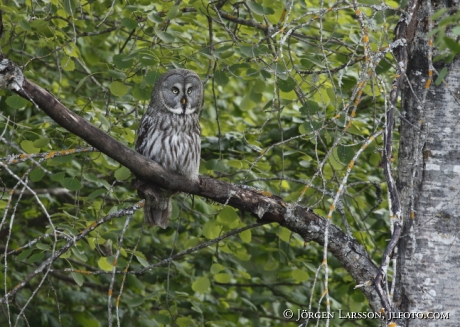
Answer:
[{"left": 396, "top": 2, "right": 460, "bottom": 325}]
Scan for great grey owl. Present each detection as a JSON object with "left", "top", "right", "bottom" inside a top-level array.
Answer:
[{"left": 135, "top": 69, "right": 202, "bottom": 228}]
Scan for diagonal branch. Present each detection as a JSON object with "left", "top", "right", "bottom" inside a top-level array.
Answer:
[{"left": 0, "top": 55, "right": 381, "bottom": 311}]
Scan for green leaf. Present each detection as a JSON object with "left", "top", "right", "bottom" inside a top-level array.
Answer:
[
  {"left": 114, "top": 166, "right": 131, "bottom": 180},
  {"left": 109, "top": 81, "right": 128, "bottom": 96},
  {"left": 75, "top": 312, "right": 101, "bottom": 327},
  {"left": 97, "top": 257, "right": 113, "bottom": 271},
  {"left": 36, "top": 242, "right": 50, "bottom": 250},
  {"left": 126, "top": 274, "right": 145, "bottom": 292},
  {"left": 435, "top": 67, "right": 448, "bottom": 86},
  {"left": 64, "top": 43, "right": 80, "bottom": 58},
  {"left": 53, "top": 18, "right": 68, "bottom": 28},
  {"left": 205, "top": 159, "right": 228, "bottom": 172},
  {"left": 72, "top": 247, "right": 88, "bottom": 262},
  {"left": 113, "top": 54, "right": 133, "bottom": 69},
  {"left": 16, "top": 248, "right": 33, "bottom": 261},
  {"left": 263, "top": 259, "right": 279, "bottom": 271},
  {"left": 277, "top": 76, "right": 296, "bottom": 92},
  {"left": 246, "top": 0, "right": 265, "bottom": 15},
  {"left": 30, "top": 167, "right": 46, "bottom": 182},
  {"left": 48, "top": 155, "right": 73, "bottom": 166},
  {"left": 239, "top": 229, "right": 251, "bottom": 243},
  {"left": 329, "top": 147, "right": 345, "bottom": 170},
  {"left": 156, "top": 31, "right": 175, "bottom": 43},
  {"left": 61, "top": 56, "right": 75, "bottom": 71},
  {"left": 239, "top": 94, "right": 253, "bottom": 111},
  {"left": 192, "top": 276, "right": 210, "bottom": 293},
  {"left": 19, "top": 20, "right": 31, "bottom": 31},
  {"left": 453, "top": 26, "right": 460, "bottom": 36},
  {"left": 28, "top": 252, "right": 45, "bottom": 263},
  {"left": 33, "top": 138, "right": 49, "bottom": 148},
  {"left": 238, "top": 270, "right": 251, "bottom": 279},
  {"left": 166, "top": 6, "right": 180, "bottom": 19},
  {"left": 108, "top": 69, "right": 127, "bottom": 80},
  {"left": 217, "top": 207, "right": 239, "bottom": 228},
  {"left": 51, "top": 172, "right": 66, "bottom": 182},
  {"left": 213, "top": 273, "right": 231, "bottom": 283},
  {"left": 138, "top": 50, "right": 159, "bottom": 66},
  {"left": 6, "top": 95, "right": 29, "bottom": 109},
  {"left": 300, "top": 101, "right": 320, "bottom": 115},
  {"left": 299, "top": 121, "right": 322, "bottom": 134},
  {"left": 63, "top": 0, "right": 78, "bottom": 16},
  {"left": 147, "top": 12, "right": 163, "bottom": 24},
  {"left": 443, "top": 37, "right": 460, "bottom": 53},
  {"left": 249, "top": 88, "right": 262, "bottom": 102},
  {"left": 227, "top": 160, "right": 243, "bottom": 169},
  {"left": 432, "top": 8, "right": 448, "bottom": 20},
  {"left": 252, "top": 79, "right": 266, "bottom": 93},
  {"left": 337, "top": 145, "right": 355, "bottom": 164},
  {"left": 121, "top": 17, "right": 138, "bottom": 29},
  {"left": 291, "top": 269, "right": 310, "bottom": 282},
  {"left": 202, "top": 220, "right": 221, "bottom": 239},
  {"left": 75, "top": 75, "right": 90, "bottom": 92},
  {"left": 96, "top": 112, "right": 110, "bottom": 128},
  {"left": 71, "top": 272, "right": 84, "bottom": 286},
  {"left": 218, "top": 50, "right": 234, "bottom": 59},
  {"left": 132, "top": 86, "right": 151, "bottom": 100},
  {"left": 20, "top": 140, "right": 40, "bottom": 154},
  {"left": 233, "top": 247, "right": 251, "bottom": 261},
  {"left": 154, "top": 313, "right": 171, "bottom": 324},
  {"left": 176, "top": 317, "right": 196, "bottom": 327},
  {"left": 126, "top": 296, "right": 145, "bottom": 307},
  {"left": 82, "top": 172, "right": 100, "bottom": 183},
  {"left": 210, "top": 263, "right": 225, "bottom": 274},
  {"left": 30, "top": 19, "right": 51, "bottom": 34},
  {"left": 214, "top": 70, "right": 229, "bottom": 86},
  {"left": 136, "top": 255, "right": 149, "bottom": 267},
  {"left": 144, "top": 71, "right": 162, "bottom": 85},
  {"left": 239, "top": 45, "right": 259, "bottom": 57},
  {"left": 87, "top": 189, "right": 106, "bottom": 200},
  {"left": 60, "top": 178, "right": 82, "bottom": 191}
]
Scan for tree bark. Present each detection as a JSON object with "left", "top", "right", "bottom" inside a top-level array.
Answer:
[{"left": 396, "top": 1, "right": 460, "bottom": 325}]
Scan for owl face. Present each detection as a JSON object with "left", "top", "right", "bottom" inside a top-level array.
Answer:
[{"left": 158, "top": 71, "right": 202, "bottom": 115}]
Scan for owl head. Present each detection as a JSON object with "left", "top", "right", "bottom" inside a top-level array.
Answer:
[{"left": 154, "top": 69, "right": 203, "bottom": 115}]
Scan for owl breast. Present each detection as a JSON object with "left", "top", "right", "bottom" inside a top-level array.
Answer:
[{"left": 136, "top": 112, "right": 201, "bottom": 181}]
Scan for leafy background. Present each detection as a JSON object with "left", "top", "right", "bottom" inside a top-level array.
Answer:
[{"left": 0, "top": 0, "right": 401, "bottom": 326}]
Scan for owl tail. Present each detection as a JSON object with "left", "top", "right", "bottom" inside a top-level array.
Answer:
[{"left": 144, "top": 190, "right": 172, "bottom": 229}]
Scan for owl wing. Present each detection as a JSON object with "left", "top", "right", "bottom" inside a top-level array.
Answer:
[{"left": 135, "top": 114, "right": 154, "bottom": 156}]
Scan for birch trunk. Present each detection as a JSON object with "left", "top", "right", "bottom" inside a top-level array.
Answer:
[{"left": 396, "top": 1, "right": 460, "bottom": 325}]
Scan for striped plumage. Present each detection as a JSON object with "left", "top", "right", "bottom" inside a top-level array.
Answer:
[{"left": 135, "top": 69, "right": 202, "bottom": 228}]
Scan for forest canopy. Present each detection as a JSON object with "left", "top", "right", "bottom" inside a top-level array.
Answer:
[{"left": 0, "top": 0, "right": 406, "bottom": 326}]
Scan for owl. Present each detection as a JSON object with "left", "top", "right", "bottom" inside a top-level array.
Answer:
[{"left": 135, "top": 69, "right": 203, "bottom": 228}]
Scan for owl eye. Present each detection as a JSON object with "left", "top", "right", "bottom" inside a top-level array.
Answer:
[
  {"left": 187, "top": 88, "right": 192, "bottom": 95},
  {"left": 172, "top": 87, "right": 179, "bottom": 94}
]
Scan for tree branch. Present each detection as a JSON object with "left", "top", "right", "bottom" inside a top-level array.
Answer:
[{"left": 0, "top": 55, "right": 381, "bottom": 311}]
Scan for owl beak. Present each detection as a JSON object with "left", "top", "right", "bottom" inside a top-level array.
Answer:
[{"left": 181, "top": 97, "right": 187, "bottom": 114}]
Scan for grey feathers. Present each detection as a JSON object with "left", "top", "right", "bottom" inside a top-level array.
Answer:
[{"left": 135, "top": 69, "right": 202, "bottom": 228}]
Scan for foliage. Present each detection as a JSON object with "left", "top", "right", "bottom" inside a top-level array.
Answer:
[{"left": 0, "top": 0, "right": 401, "bottom": 326}]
